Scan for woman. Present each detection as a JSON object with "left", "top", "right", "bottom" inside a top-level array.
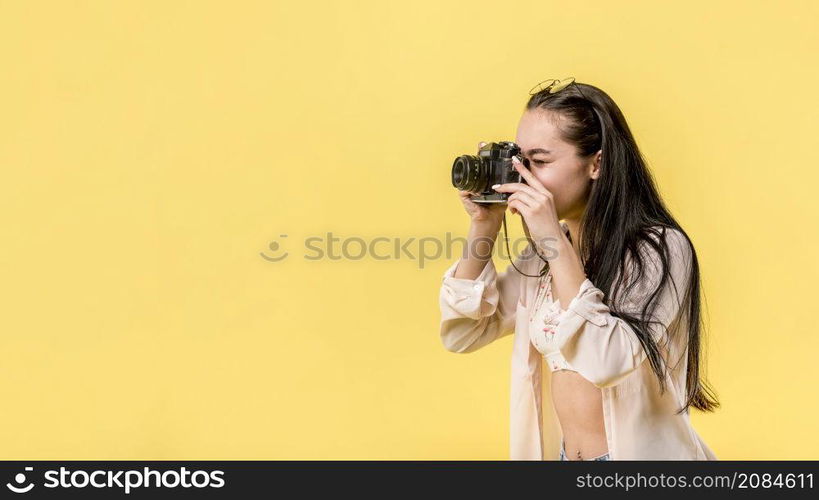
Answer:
[{"left": 438, "top": 78, "right": 719, "bottom": 460}]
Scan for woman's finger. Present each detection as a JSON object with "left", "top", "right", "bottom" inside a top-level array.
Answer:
[
  {"left": 493, "top": 182, "right": 547, "bottom": 202},
  {"left": 508, "top": 190, "right": 538, "bottom": 209},
  {"left": 508, "top": 199, "right": 527, "bottom": 216},
  {"left": 511, "top": 157, "right": 550, "bottom": 195},
  {"left": 507, "top": 199, "right": 518, "bottom": 215}
]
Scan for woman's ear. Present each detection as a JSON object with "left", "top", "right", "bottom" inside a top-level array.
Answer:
[{"left": 590, "top": 150, "right": 602, "bottom": 180}]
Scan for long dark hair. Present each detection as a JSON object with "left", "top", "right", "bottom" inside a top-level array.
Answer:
[{"left": 526, "top": 81, "right": 719, "bottom": 414}]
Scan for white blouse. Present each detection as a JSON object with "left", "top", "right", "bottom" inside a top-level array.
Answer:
[
  {"left": 528, "top": 272, "right": 576, "bottom": 372},
  {"left": 438, "top": 222, "right": 718, "bottom": 460}
]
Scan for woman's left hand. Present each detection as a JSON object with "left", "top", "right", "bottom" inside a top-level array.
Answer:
[{"left": 492, "top": 157, "right": 566, "bottom": 254}]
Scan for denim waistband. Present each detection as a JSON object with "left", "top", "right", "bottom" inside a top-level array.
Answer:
[{"left": 559, "top": 440, "right": 610, "bottom": 461}]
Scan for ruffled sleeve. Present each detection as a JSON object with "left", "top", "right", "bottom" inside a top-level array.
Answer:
[
  {"left": 547, "top": 228, "right": 693, "bottom": 388},
  {"left": 438, "top": 249, "right": 535, "bottom": 353}
]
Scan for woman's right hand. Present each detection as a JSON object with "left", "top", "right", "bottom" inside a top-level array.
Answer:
[{"left": 458, "top": 141, "right": 508, "bottom": 230}]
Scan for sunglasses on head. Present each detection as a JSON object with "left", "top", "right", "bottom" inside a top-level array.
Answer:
[{"left": 527, "top": 76, "right": 605, "bottom": 143}]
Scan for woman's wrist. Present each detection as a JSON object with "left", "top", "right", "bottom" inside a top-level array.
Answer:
[
  {"left": 546, "top": 235, "right": 578, "bottom": 263},
  {"left": 546, "top": 236, "right": 587, "bottom": 305},
  {"left": 450, "top": 223, "right": 498, "bottom": 280},
  {"left": 532, "top": 232, "right": 571, "bottom": 262},
  {"left": 466, "top": 222, "right": 498, "bottom": 261},
  {"left": 469, "top": 219, "right": 500, "bottom": 237}
]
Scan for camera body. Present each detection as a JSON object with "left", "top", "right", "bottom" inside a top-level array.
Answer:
[{"left": 451, "top": 141, "right": 528, "bottom": 203}]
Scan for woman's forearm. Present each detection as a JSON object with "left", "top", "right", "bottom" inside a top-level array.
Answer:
[
  {"left": 547, "top": 235, "right": 587, "bottom": 308},
  {"left": 452, "top": 222, "right": 500, "bottom": 280}
]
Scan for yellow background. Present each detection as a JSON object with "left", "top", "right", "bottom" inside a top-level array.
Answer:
[{"left": 1, "top": 0, "right": 817, "bottom": 459}]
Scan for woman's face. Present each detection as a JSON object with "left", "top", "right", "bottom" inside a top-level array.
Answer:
[{"left": 514, "top": 108, "right": 601, "bottom": 220}]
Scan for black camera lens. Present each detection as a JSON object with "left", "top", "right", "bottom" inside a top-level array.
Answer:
[{"left": 451, "top": 155, "right": 486, "bottom": 192}]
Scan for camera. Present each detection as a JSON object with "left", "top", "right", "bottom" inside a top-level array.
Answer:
[{"left": 451, "top": 141, "right": 529, "bottom": 203}]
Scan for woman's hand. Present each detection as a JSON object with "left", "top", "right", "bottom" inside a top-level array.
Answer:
[
  {"left": 491, "top": 157, "right": 566, "bottom": 255},
  {"left": 458, "top": 141, "right": 507, "bottom": 231}
]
